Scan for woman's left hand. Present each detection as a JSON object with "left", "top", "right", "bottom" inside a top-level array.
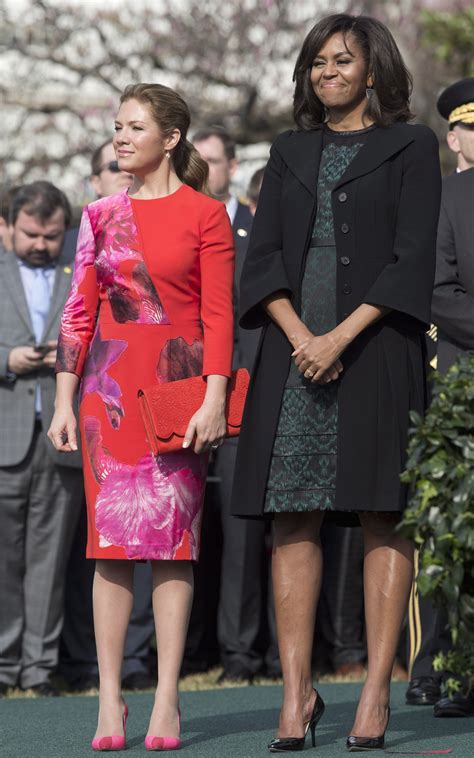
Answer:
[
  {"left": 182, "top": 399, "right": 227, "bottom": 454},
  {"left": 292, "top": 332, "right": 345, "bottom": 384}
]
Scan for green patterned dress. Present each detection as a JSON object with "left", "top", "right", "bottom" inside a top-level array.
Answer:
[{"left": 264, "top": 125, "right": 376, "bottom": 514}]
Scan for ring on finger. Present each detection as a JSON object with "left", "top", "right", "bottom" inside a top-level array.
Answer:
[{"left": 210, "top": 442, "right": 220, "bottom": 450}]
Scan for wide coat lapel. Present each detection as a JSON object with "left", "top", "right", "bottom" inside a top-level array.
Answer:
[
  {"left": 276, "top": 129, "right": 324, "bottom": 197},
  {"left": 334, "top": 124, "right": 415, "bottom": 189},
  {"left": 277, "top": 124, "right": 416, "bottom": 195},
  {"left": 2, "top": 251, "right": 34, "bottom": 333}
]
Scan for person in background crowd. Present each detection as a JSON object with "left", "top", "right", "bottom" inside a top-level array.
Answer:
[
  {"left": 232, "top": 13, "right": 441, "bottom": 752},
  {"left": 247, "top": 167, "right": 265, "bottom": 216},
  {"left": 0, "top": 181, "right": 83, "bottom": 698},
  {"left": 90, "top": 139, "right": 135, "bottom": 199},
  {"left": 61, "top": 140, "right": 134, "bottom": 265},
  {"left": 0, "top": 185, "right": 20, "bottom": 252},
  {"left": 406, "top": 77, "right": 474, "bottom": 718},
  {"left": 193, "top": 130, "right": 280, "bottom": 682},
  {"left": 59, "top": 140, "right": 152, "bottom": 693}
]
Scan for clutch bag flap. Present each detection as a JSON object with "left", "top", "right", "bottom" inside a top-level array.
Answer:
[{"left": 138, "top": 368, "right": 249, "bottom": 454}]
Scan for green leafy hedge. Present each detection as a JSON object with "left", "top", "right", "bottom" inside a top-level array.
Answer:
[{"left": 400, "top": 354, "right": 474, "bottom": 695}]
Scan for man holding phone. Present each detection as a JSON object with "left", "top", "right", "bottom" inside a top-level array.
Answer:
[{"left": 0, "top": 181, "right": 83, "bottom": 697}]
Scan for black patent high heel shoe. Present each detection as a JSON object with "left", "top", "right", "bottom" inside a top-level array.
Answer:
[
  {"left": 268, "top": 690, "right": 325, "bottom": 752},
  {"left": 346, "top": 705, "right": 390, "bottom": 752}
]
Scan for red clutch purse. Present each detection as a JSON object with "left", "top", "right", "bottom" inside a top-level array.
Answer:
[{"left": 138, "top": 368, "right": 250, "bottom": 455}]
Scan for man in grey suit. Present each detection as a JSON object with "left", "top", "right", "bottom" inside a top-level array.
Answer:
[
  {"left": 0, "top": 181, "right": 83, "bottom": 697},
  {"left": 406, "top": 78, "right": 474, "bottom": 716}
]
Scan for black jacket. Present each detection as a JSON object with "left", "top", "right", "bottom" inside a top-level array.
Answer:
[
  {"left": 231, "top": 122, "right": 441, "bottom": 519},
  {"left": 431, "top": 168, "right": 474, "bottom": 373},
  {"left": 231, "top": 201, "right": 259, "bottom": 370}
]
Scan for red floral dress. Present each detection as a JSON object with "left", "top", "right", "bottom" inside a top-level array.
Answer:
[{"left": 56, "top": 185, "right": 234, "bottom": 560}]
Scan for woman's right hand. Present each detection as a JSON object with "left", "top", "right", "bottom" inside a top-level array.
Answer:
[{"left": 48, "top": 405, "right": 78, "bottom": 452}]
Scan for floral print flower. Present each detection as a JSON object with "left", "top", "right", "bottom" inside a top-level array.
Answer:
[
  {"left": 84, "top": 416, "right": 205, "bottom": 559},
  {"left": 157, "top": 337, "right": 204, "bottom": 383},
  {"left": 81, "top": 328, "right": 127, "bottom": 428}
]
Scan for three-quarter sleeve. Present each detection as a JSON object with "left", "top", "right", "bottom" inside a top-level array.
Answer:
[
  {"left": 56, "top": 206, "right": 100, "bottom": 376},
  {"left": 199, "top": 202, "right": 235, "bottom": 377},
  {"left": 239, "top": 136, "right": 292, "bottom": 330},
  {"left": 363, "top": 126, "right": 442, "bottom": 328}
]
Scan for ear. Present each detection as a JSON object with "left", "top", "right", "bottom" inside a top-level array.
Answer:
[
  {"left": 229, "top": 157, "right": 238, "bottom": 179},
  {"left": 366, "top": 74, "right": 374, "bottom": 88},
  {"left": 446, "top": 129, "right": 460, "bottom": 156},
  {"left": 165, "top": 129, "right": 181, "bottom": 152},
  {"left": 90, "top": 174, "right": 102, "bottom": 196}
]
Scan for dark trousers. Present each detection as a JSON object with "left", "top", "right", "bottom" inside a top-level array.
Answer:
[
  {"left": 0, "top": 428, "right": 82, "bottom": 687},
  {"left": 317, "top": 524, "right": 366, "bottom": 670},
  {"left": 60, "top": 506, "right": 154, "bottom": 683},
  {"left": 215, "top": 441, "right": 278, "bottom": 675},
  {"left": 408, "top": 560, "right": 451, "bottom": 680},
  {"left": 185, "top": 442, "right": 278, "bottom": 675}
]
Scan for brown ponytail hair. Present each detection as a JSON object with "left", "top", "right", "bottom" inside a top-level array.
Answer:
[{"left": 119, "top": 83, "right": 208, "bottom": 192}]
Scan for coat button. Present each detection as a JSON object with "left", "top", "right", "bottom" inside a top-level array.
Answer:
[
  {"left": 338, "top": 192, "right": 347, "bottom": 203},
  {"left": 340, "top": 256, "right": 350, "bottom": 266},
  {"left": 342, "top": 284, "right": 352, "bottom": 295},
  {"left": 341, "top": 223, "right": 349, "bottom": 234}
]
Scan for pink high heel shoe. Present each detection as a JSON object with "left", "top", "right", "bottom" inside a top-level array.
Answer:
[
  {"left": 145, "top": 708, "right": 181, "bottom": 751},
  {"left": 91, "top": 703, "right": 128, "bottom": 751}
]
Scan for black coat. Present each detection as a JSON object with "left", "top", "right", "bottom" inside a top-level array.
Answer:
[
  {"left": 231, "top": 122, "right": 441, "bottom": 519},
  {"left": 431, "top": 168, "right": 474, "bottom": 373}
]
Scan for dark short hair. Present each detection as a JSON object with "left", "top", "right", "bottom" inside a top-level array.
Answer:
[
  {"left": 1, "top": 185, "right": 21, "bottom": 223},
  {"left": 10, "top": 181, "right": 72, "bottom": 228},
  {"left": 247, "top": 166, "right": 266, "bottom": 205},
  {"left": 293, "top": 13, "right": 414, "bottom": 130},
  {"left": 192, "top": 126, "right": 236, "bottom": 161},
  {"left": 91, "top": 139, "right": 113, "bottom": 176}
]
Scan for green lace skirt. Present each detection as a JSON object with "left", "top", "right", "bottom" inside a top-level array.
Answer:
[{"left": 264, "top": 244, "right": 338, "bottom": 513}]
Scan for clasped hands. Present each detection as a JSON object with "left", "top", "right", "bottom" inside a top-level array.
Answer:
[{"left": 292, "top": 332, "right": 344, "bottom": 385}]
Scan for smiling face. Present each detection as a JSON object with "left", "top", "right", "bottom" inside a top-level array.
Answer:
[
  {"left": 310, "top": 32, "right": 371, "bottom": 117},
  {"left": 113, "top": 99, "right": 180, "bottom": 177}
]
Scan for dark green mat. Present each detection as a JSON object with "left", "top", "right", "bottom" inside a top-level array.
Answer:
[{"left": 1, "top": 683, "right": 471, "bottom": 757}]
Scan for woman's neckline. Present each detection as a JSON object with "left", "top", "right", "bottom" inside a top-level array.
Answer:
[
  {"left": 324, "top": 123, "right": 377, "bottom": 136},
  {"left": 127, "top": 183, "right": 185, "bottom": 201}
]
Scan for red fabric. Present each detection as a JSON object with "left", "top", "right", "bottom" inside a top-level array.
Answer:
[
  {"left": 138, "top": 368, "right": 250, "bottom": 454},
  {"left": 132, "top": 187, "right": 235, "bottom": 378},
  {"left": 56, "top": 186, "right": 235, "bottom": 560}
]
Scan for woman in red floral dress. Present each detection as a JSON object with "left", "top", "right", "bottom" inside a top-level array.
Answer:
[{"left": 49, "top": 84, "right": 234, "bottom": 749}]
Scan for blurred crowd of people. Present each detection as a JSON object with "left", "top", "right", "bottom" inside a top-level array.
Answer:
[{"left": 0, "top": 76, "right": 473, "bottom": 721}]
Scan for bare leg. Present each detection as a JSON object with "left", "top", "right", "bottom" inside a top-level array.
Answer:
[
  {"left": 93, "top": 559, "right": 135, "bottom": 740},
  {"left": 351, "top": 513, "right": 414, "bottom": 737},
  {"left": 273, "top": 512, "right": 324, "bottom": 738},
  {"left": 147, "top": 560, "right": 194, "bottom": 739}
]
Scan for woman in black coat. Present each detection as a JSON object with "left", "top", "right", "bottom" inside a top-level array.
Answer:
[{"left": 231, "top": 13, "right": 441, "bottom": 752}]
